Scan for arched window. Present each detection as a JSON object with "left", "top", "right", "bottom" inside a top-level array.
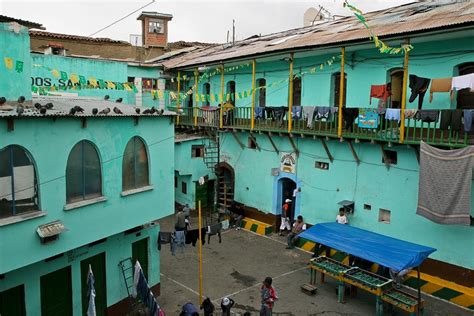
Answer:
[
  {"left": 256, "top": 78, "right": 266, "bottom": 107},
  {"left": 333, "top": 72, "right": 347, "bottom": 107},
  {"left": 66, "top": 141, "right": 102, "bottom": 203},
  {"left": 122, "top": 137, "right": 150, "bottom": 191},
  {"left": 226, "top": 81, "right": 236, "bottom": 105},
  {"left": 292, "top": 77, "right": 302, "bottom": 106},
  {"left": 0, "top": 145, "right": 39, "bottom": 218},
  {"left": 455, "top": 62, "right": 474, "bottom": 109},
  {"left": 202, "top": 82, "right": 211, "bottom": 106}
]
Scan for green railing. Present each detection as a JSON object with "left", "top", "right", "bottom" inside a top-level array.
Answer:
[{"left": 168, "top": 106, "right": 469, "bottom": 147}]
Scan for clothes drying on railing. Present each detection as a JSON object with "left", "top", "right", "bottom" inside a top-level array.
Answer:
[
  {"left": 315, "top": 106, "right": 331, "bottom": 120},
  {"left": 255, "top": 107, "right": 265, "bottom": 119},
  {"left": 358, "top": 109, "right": 379, "bottom": 128},
  {"left": 370, "top": 84, "right": 391, "bottom": 104},
  {"left": 292, "top": 106, "right": 302, "bottom": 119},
  {"left": 429, "top": 77, "right": 452, "bottom": 102},
  {"left": 385, "top": 108, "right": 401, "bottom": 122},
  {"left": 409, "top": 75, "right": 431, "bottom": 110},
  {"left": 415, "top": 110, "right": 439, "bottom": 123},
  {"left": 133, "top": 261, "right": 163, "bottom": 316},
  {"left": 463, "top": 109, "right": 474, "bottom": 132},
  {"left": 440, "top": 110, "right": 463, "bottom": 131},
  {"left": 302, "top": 106, "right": 316, "bottom": 128},
  {"left": 451, "top": 73, "right": 474, "bottom": 92},
  {"left": 342, "top": 108, "right": 359, "bottom": 131},
  {"left": 404, "top": 109, "right": 417, "bottom": 119},
  {"left": 201, "top": 106, "right": 219, "bottom": 125},
  {"left": 265, "top": 107, "right": 287, "bottom": 126}
]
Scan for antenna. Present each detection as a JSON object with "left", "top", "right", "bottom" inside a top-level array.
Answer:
[
  {"left": 226, "top": 30, "right": 229, "bottom": 43},
  {"left": 232, "top": 19, "right": 235, "bottom": 45}
]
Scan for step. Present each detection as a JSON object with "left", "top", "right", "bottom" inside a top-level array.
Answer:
[
  {"left": 240, "top": 217, "right": 273, "bottom": 235},
  {"left": 404, "top": 271, "right": 474, "bottom": 310}
]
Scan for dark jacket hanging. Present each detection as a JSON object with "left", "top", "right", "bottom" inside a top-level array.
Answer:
[{"left": 409, "top": 75, "right": 431, "bottom": 110}]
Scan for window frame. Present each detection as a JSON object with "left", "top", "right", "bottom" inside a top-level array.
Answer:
[
  {"left": 332, "top": 72, "right": 347, "bottom": 107},
  {"left": 226, "top": 80, "right": 236, "bottom": 105},
  {"left": 202, "top": 82, "right": 211, "bottom": 106},
  {"left": 256, "top": 78, "right": 266, "bottom": 107},
  {"left": 148, "top": 20, "right": 164, "bottom": 34},
  {"left": 65, "top": 140, "right": 103, "bottom": 205},
  {"left": 292, "top": 76, "right": 302, "bottom": 106},
  {"left": 122, "top": 136, "right": 151, "bottom": 193},
  {"left": 181, "top": 181, "right": 187, "bottom": 194},
  {"left": 191, "top": 145, "right": 205, "bottom": 158}
]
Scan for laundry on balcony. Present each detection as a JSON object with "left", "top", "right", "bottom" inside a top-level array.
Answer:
[
  {"left": 265, "top": 106, "right": 287, "bottom": 126},
  {"left": 404, "top": 109, "right": 418, "bottom": 119},
  {"left": 409, "top": 75, "right": 431, "bottom": 109},
  {"left": 342, "top": 107, "right": 359, "bottom": 131},
  {"left": 384, "top": 108, "right": 401, "bottom": 122},
  {"left": 315, "top": 106, "right": 331, "bottom": 120},
  {"left": 358, "top": 109, "right": 379, "bottom": 129},
  {"left": 439, "top": 110, "right": 462, "bottom": 131},
  {"left": 369, "top": 84, "right": 391, "bottom": 104},
  {"left": 415, "top": 110, "right": 439, "bottom": 123},
  {"left": 463, "top": 109, "right": 474, "bottom": 132},
  {"left": 429, "top": 77, "right": 452, "bottom": 102},
  {"left": 255, "top": 107, "right": 265, "bottom": 119},
  {"left": 451, "top": 73, "right": 474, "bottom": 92},
  {"left": 292, "top": 106, "right": 302, "bottom": 119},
  {"left": 302, "top": 106, "right": 316, "bottom": 128}
]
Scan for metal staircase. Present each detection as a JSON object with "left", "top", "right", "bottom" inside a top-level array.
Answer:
[{"left": 203, "top": 134, "right": 219, "bottom": 169}]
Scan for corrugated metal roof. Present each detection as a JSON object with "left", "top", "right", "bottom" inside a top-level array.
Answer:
[
  {"left": 37, "top": 220, "right": 66, "bottom": 238},
  {"left": 0, "top": 15, "right": 44, "bottom": 30},
  {"left": 0, "top": 95, "right": 176, "bottom": 118},
  {"left": 29, "top": 30, "right": 130, "bottom": 44},
  {"left": 162, "top": 1, "right": 474, "bottom": 69}
]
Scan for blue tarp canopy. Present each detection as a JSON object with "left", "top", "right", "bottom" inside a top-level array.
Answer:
[{"left": 298, "top": 222, "right": 436, "bottom": 272}]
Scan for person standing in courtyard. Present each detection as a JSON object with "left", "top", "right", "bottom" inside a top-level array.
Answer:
[
  {"left": 279, "top": 199, "right": 291, "bottom": 236},
  {"left": 260, "top": 277, "right": 278, "bottom": 316},
  {"left": 286, "top": 215, "right": 307, "bottom": 249}
]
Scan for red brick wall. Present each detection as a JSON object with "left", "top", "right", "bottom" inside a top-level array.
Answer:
[{"left": 143, "top": 17, "right": 168, "bottom": 48}]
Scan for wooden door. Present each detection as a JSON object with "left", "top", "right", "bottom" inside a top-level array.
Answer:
[
  {"left": 132, "top": 238, "right": 149, "bottom": 281},
  {"left": 0, "top": 285, "right": 26, "bottom": 316},
  {"left": 40, "top": 266, "right": 72, "bottom": 316}
]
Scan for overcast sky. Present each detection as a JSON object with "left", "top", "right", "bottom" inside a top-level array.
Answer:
[{"left": 1, "top": 0, "right": 413, "bottom": 43}]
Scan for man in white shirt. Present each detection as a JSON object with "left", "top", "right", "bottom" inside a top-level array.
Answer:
[{"left": 336, "top": 208, "right": 348, "bottom": 224}]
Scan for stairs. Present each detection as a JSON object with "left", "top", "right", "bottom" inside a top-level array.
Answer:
[
  {"left": 203, "top": 136, "right": 219, "bottom": 169},
  {"left": 217, "top": 173, "right": 234, "bottom": 211}
]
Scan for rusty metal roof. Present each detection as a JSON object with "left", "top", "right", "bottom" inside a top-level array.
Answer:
[
  {"left": 162, "top": 1, "right": 474, "bottom": 69},
  {"left": 0, "top": 15, "right": 44, "bottom": 29},
  {"left": 29, "top": 30, "right": 130, "bottom": 44}
]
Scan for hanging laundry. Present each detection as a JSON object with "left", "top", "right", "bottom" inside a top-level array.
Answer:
[
  {"left": 157, "top": 232, "right": 172, "bottom": 251},
  {"left": 429, "top": 77, "right": 452, "bottom": 102},
  {"left": 452, "top": 73, "right": 474, "bottom": 91},
  {"left": 415, "top": 110, "right": 439, "bottom": 123},
  {"left": 342, "top": 108, "right": 359, "bottom": 131},
  {"left": 439, "top": 110, "right": 462, "bottom": 131},
  {"left": 172, "top": 231, "right": 186, "bottom": 256},
  {"left": 315, "top": 106, "right": 331, "bottom": 120},
  {"left": 384, "top": 108, "right": 401, "bottom": 122},
  {"left": 370, "top": 84, "right": 391, "bottom": 104},
  {"left": 273, "top": 107, "right": 288, "bottom": 126},
  {"left": 404, "top": 109, "right": 417, "bottom": 119},
  {"left": 207, "top": 223, "right": 222, "bottom": 244},
  {"left": 358, "top": 109, "right": 379, "bottom": 128},
  {"left": 302, "top": 106, "right": 316, "bottom": 128},
  {"left": 133, "top": 261, "right": 162, "bottom": 315},
  {"left": 255, "top": 107, "right": 265, "bottom": 119},
  {"left": 265, "top": 107, "right": 275, "bottom": 121},
  {"left": 185, "top": 228, "right": 206, "bottom": 247},
  {"left": 291, "top": 106, "right": 302, "bottom": 120},
  {"left": 409, "top": 75, "right": 431, "bottom": 109},
  {"left": 463, "top": 109, "right": 474, "bottom": 132},
  {"left": 417, "top": 141, "right": 474, "bottom": 225}
]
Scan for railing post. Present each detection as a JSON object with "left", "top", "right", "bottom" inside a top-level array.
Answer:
[
  {"left": 194, "top": 68, "right": 199, "bottom": 127},
  {"left": 177, "top": 71, "right": 181, "bottom": 124},
  {"left": 288, "top": 53, "right": 294, "bottom": 133},
  {"left": 337, "top": 47, "right": 345, "bottom": 138},
  {"left": 251, "top": 59, "right": 256, "bottom": 130},
  {"left": 400, "top": 42, "right": 410, "bottom": 143},
  {"left": 220, "top": 64, "right": 225, "bottom": 128}
]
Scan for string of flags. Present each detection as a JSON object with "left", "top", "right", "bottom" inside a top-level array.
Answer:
[
  {"left": 3, "top": 57, "right": 24, "bottom": 73},
  {"left": 344, "top": 1, "right": 413, "bottom": 55}
]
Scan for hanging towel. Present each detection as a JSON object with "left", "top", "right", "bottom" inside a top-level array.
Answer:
[
  {"left": 315, "top": 106, "right": 331, "bottom": 120},
  {"left": 463, "top": 109, "right": 474, "bottom": 132},
  {"left": 207, "top": 223, "right": 222, "bottom": 244},
  {"left": 292, "top": 106, "right": 302, "bottom": 119},
  {"left": 416, "top": 110, "right": 439, "bottom": 123},
  {"left": 255, "top": 107, "right": 265, "bottom": 119},
  {"left": 274, "top": 106, "right": 288, "bottom": 126},
  {"left": 385, "top": 108, "right": 401, "bottom": 121},
  {"left": 452, "top": 73, "right": 474, "bottom": 91},
  {"left": 417, "top": 141, "right": 474, "bottom": 225},
  {"left": 429, "top": 77, "right": 452, "bottom": 102},
  {"left": 409, "top": 75, "right": 431, "bottom": 109},
  {"left": 157, "top": 232, "right": 172, "bottom": 251},
  {"left": 439, "top": 110, "right": 463, "bottom": 132},
  {"left": 404, "top": 109, "right": 417, "bottom": 119},
  {"left": 370, "top": 84, "right": 391, "bottom": 104},
  {"left": 302, "top": 106, "right": 316, "bottom": 128}
]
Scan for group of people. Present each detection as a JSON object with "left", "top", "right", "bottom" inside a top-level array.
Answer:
[{"left": 179, "top": 276, "right": 278, "bottom": 316}]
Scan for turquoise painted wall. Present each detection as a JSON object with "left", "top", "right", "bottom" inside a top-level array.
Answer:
[
  {"left": 0, "top": 23, "right": 32, "bottom": 101},
  {"left": 175, "top": 174, "right": 194, "bottom": 208},
  {"left": 217, "top": 130, "right": 474, "bottom": 269},
  {"left": 0, "top": 117, "right": 175, "bottom": 274},
  {"left": 0, "top": 225, "right": 160, "bottom": 314}
]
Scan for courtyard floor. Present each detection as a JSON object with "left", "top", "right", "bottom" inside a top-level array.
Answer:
[{"left": 157, "top": 214, "right": 471, "bottom": 315}]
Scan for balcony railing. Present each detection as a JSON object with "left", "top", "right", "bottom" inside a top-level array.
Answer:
[{"left": 169, "top": 106, "right": 469, "bottom": 147}]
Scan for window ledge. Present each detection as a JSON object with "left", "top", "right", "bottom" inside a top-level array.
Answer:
[
  {"left": 121, "top": 185, "right": 154, "bottom": 197},
  {"left": 0, "top": 211, "right": 47, "bottom": 227},
  {"left": 64, "top": 196, "right": 107, "bottom": 211}
]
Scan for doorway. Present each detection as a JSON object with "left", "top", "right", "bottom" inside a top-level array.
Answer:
[
  {"left": 81, "top": 252, "right": 107, "bottom": 316},
  {"left": 278, "top": 177, "right": 297, "bottom": 221},
  {"left": 132, "top": 238, "right": 149, "bottom": 280},
  {"left": 0, "top": 285, "right": 26, "bottom": 316},
  {"left": 40, "top": 266, "right": 73, "bottom": 316},
  {"left": 195, "top": 179, "right": 215, "bottom": 213},
  {"left": 216, "top": 162, "right": 235, "bottom": 211},
  {"left": 389, "top": 68, "right": 403, "bottom": 108}
]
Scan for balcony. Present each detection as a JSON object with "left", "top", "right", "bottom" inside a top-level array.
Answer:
[{"left": 169, "top": 106, "right": 470, "bottom": 148}]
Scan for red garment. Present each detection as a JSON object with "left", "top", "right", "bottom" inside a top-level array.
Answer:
[
  {"left": 261, "top": 285, "right": 278, "bottom": 309},
  {"left": 282, "top": 203, "right": 289, "bottom": 217},
  {"left": 370, "top": 84, "right": 391, "bottom": 104}
]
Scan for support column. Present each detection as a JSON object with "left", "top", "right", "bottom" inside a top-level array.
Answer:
[
  {"left": 194, "top": 68, "right": 199, "bottom": 127},
  {"left": 177, "top": 71, "right": 181, "bottom": 124},
  {"left": 220, "top": 64, "right": 225, "bottom": 128},
  {"left": 288, "top": 53, "right": 294, "bottom": 133},
  {"left": 251, "top": 59, "right": 256, "bottom": 130},
  {"left": 400, "top": 43, "right": 410, "bottom": 143},
  {"left": 337, "top": 47, "right": 345, "bottom": 138}
]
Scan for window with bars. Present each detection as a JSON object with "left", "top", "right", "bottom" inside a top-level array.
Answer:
[
  {"left": 0, "top": 145, "right": 39, "bottom": 218},
  {"left": 122, "top": 137, "right": 150, "bottom": 192},
  {"left": 66, "top": 141, "right": 102, "bottom": 203}
]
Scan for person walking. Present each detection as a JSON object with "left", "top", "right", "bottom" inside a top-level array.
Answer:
[
  {"left": 279, "top": 199, "right": 291, "bottom": 236},
  {"left": 220, "top": 297, "right": 235, "bottom": 316},
  {"left": 175, "top": 209, "right": 187, "bottom": 231},
  {"left": 260, "top": 277, "right": 278, "bottom": 316},
  {"left": 286, "top": 215, "right": 307, "bottom": 249}
]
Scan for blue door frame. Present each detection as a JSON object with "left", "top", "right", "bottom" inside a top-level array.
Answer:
[{"left": 272, "top": 172, "right": 301, "bottom": 217}]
